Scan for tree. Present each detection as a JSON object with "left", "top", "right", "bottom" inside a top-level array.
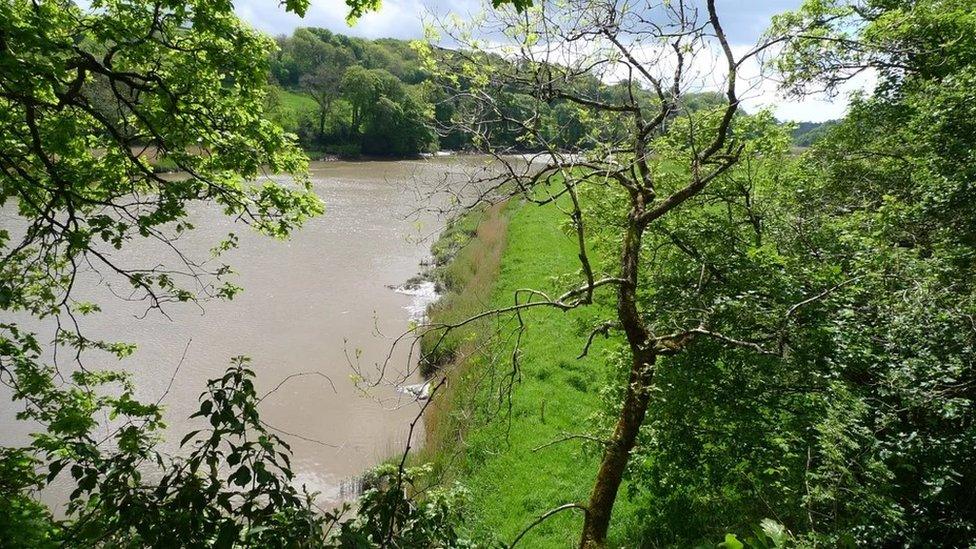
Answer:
[
  {"left": 0, "top": 0, "right": 321, "bottom": 539},
  {"left": 0, "top": 0, "right": 456, "bottom": 544},
  {"left": 338, "top": 65, "right": 435, "bottom": 155},
  {"left": 410, "top": 0, "right": 975, "bottom": 546},
  {"left": 752, "top": 0, "right": 976, "bottom": 544},
  {"left": 571, "top": 0, "right": 976, "bottom": 544},
  {"left": 362, "top": 91, "right": 436, "bottom": 156},
  {"left": 300, "top": 45, "right": 354, "bottom": 137},
  {"left": 415, "top": 1, "right": 828, "bottom": 546},
  {"left": 341, "top": 65, "right": 401, "bottom": 130},
  {"left": 290, "top": 28, "right": 339, "bottom": 77}
]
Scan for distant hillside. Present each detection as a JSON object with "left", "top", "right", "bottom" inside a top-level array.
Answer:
[
  {"left": 267, "top": 28, "right": 813, "bottom": 158},
  {"left": 263, "top": 29, "right": 436, "bottom": 157},
  {"left": 792, "top": 119, "right": 840, "bottom": 147}
]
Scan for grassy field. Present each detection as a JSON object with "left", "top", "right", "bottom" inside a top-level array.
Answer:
[
  {"left": 277, "top": 89, "right": 317, "bottom": 114},
  {"left": 421, "top": 199, "right": 638, "bottom": 547},
  {"left": 267, "top": 88, "right": 317, "bottom": 136}
]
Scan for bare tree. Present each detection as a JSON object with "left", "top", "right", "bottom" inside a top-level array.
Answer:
[
  {"left": 423, "top": 2, "right": 775, "bottom": 543},
  {"left": 363, "top": 1, "right": 840, "bottom": 546}
]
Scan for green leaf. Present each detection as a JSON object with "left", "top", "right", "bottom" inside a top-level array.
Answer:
[
  {"left": 760, "top": 518, "right": 788, "bottom": 547},
  {"left": 46, "top": 460, "right": 66, "bottom": 482},
  {"left": 214, "top": 521, "right": 239, "bottom": 549},
  {"left": 180, "top": 430, "right": 201, "bottom": 447},
  {"left": 720, "top": 534, "right": 744, "bottom": 549},
  {"left": 231, "top": 466, "right": 251, "bottom": 487}
]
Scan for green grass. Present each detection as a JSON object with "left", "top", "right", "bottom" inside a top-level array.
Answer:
[
  {"left": 419, "top": 205, "right": 506, "bottom": 375},
  {"left": 278, "top": 89, "right": 317, "bottom": 114},
  {"left": 423, "top": 199, "right": 637, "bottom": 547},
  {"left": 267, "top": 88, "right": 317, "bottom": 135}
]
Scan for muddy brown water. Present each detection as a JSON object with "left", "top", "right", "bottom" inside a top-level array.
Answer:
[{"left": 0, "top": 156, "right": 500, "bottom": 511}]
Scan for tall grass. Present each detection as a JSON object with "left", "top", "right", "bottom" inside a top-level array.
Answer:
[
  {"left": 419, "top": 202, "right": 510, "bottom": 376},
  {"left": 418, "top": 198, "right": 638, "bottom": 547}
]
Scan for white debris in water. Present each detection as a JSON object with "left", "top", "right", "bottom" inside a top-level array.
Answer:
[
  {"left": 392, "top": 278, "right": 439, "bottom": 401},
  {"left": 292, "top": 470, "right": 364, "bottom": 503},
  {"left": 397, "top": 381, "right": 431, "bottom": 400},
  {"left": 395, "top": 280, "right": 439, "bottom": 322}
]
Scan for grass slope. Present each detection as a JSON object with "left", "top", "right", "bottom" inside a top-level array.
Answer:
[
  {"left": 266, "top": 88, "right": 317, "bottom": 138},
  {"left": 278, "top": 89, "right": 317, "bottom": 114},
  {"left": 424, "top": 199, "right": 636, "bottom": 547}
]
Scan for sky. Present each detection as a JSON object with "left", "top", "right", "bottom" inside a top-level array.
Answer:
[{"left": 233, "top": 0, "right": 864, "bottom": 122}]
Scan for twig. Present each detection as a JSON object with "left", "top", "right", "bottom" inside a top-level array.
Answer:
[
  {"left": 532, "top": 432, "right": 606, "bottom": 453},
  {"left": 257, "top": 371, "right": 337, "bottom": 404},
  {"left": 509, "top": 503, "right": 588, "bottom": 548}
]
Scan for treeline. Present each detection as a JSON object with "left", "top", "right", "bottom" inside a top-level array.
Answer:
[
  {"left": 266, "top": 29, "right": 435, "bottom": 156},
  {"left": 265, "top": 29, "right": 744, "bottom": 157},
  {"left": 72, "top": 26, "right": 822, "bottom": 160},
  {"left": 792, "top": 119, "right": 840, "bottom": 147}
]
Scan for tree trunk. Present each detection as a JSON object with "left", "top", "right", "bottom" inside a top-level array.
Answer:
[
  {"left": 579, "top": 351, "right": 655, "bottom": 548},
  {"left": 318, "top": 99, "right": 330, "bottom": 138},
  {"left": 579, "top": 208, "right": 654, "bottom": 548}
]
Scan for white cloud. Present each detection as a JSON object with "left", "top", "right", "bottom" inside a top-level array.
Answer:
[
  {"left": 233, "top": 0, "right": 803, "bottom": 40},
  {"left": 236, "top": 0, "right": 425, "bottom": 38},
  {"left": 731, "top": 45, "right": 876, "bottom": 122},
  {"left": 748, "top": 78, "right": 873, "bottom": 123}
]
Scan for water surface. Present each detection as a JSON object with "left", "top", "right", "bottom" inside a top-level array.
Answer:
[{"left": 0, "top": 156, "right": 493, "bottom": 507}]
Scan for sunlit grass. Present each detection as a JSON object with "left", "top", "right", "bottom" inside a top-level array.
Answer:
[
  {"left": 277, "top": 89, "right": 317, "bottom": 114},
  {"left": 420, "top": 198, "right": 638, "bottom": 547}
]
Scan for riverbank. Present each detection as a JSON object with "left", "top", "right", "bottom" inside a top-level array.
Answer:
[
  {"left": 3, "top": 158, "right": 468, "bottom": 512},
  {"left": 417, "top": 198, "right": 638, "bottom": 546},
  {"left": 146, "top": 147, "right": 482, "bottom": 172}
]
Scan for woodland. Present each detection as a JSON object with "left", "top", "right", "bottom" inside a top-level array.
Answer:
[{"left": 1, "top": 0, "right": 973, "bottom": 547}]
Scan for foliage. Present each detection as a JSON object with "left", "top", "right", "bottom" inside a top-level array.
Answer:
[
  {"left": 335, "top": 464, "right": 477, "bottom": 548},
  {"left": 0, "top": 348, "right": 331, "bottom": 545},
  {"left": 419, "top": 2, "right": 833, "bottom": 544},
  {"left": 0, "top": 352, "right": 474, "bottom": 546},
  {"left": 341, "top": 65, "right": 435, "bottom": 155},
  {"left": 579, "top": 112, "right": 838, "bottom": 547},
  {"left": 719, "top": 519, "right": 791, "bottom": 549},
  {"left": 416, "top": 0, "right": 976, "bottom": 547},
  {"left": 267, "top": 25, "right": 737, "bottom": 156},
  {"left": 0, "top": 448, "right": 61, "bottom": 548},
  {"left": 267, "top": 29, "right": 436, "bottom": 156},
  {"left": 0, "top": 0, "right": 460, "bottom": 545},
  {"left": 0, "top": 0, "right": 322, "bottom": 316},
  {"left": 790, "top": 120, "right": 839, "bottom": 147},
  {"left": 266, "top": 87, "right": 320, "bottom": 136},
  {"left": 595, "top": 0, "right": 976, "bottom": 545},
  {"left": 81, "top": 359, "right": 327, "bottom": 546}
]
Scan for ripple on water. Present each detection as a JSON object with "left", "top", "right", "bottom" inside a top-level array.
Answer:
[{"left": 395, "top": 280, "right": 440, "bottom": 323}]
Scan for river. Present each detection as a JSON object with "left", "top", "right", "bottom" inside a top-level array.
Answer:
[{"left": 0, "top": 156, "right": 493, "bottom": 510}]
